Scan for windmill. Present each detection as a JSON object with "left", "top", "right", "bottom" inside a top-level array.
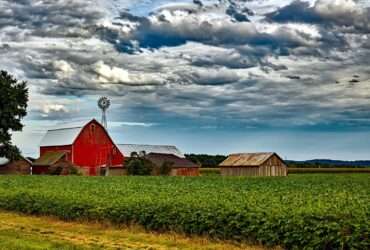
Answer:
[{"left": 98, "top": 97, "right": 110, "bottom": 129}]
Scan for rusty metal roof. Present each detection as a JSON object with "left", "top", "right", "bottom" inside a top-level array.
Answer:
[
  {"left": 145, "top": 153, "right": 198, "bottom": 168},
  {"left": 219, "top": 153, "right": 275, "bottom": 167},
  {"left": 33, "top": 151, "right": 66, "bottom": 166}
]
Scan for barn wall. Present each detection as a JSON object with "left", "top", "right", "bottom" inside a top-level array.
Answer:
[
  {"left": 0, "top": 160, "right": 31, "bottom": 175},
  {"left": 108, "top": 168, "right": 127, "bottom": 176},
  {"left": 260, "top": 154, "right": 287, "bottom": 176},
  {"left": 73, "top": 120, "right": 124, "bottom": 176},
  {"left": 220, "top": 167, "right": 259, "bottom": 176},
  {"left": 32, "top": 165, "right": 49, "bottom": 175},
  {"left": 170, "top": 168, "right": 199, "bottom": 176}
]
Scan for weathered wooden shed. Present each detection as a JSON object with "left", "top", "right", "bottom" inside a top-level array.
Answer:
[
  {"left": 219, "top": 152, "right": 287, "bottom": 177},
  {"left": 145, "top": 153, "right": 200, "bottom": 176},
  {"left": 33, "top": 151, "right": 77, "bottom": 175},
  {"left": 0, "top": 156, "right": 32, "bottom": 175}
]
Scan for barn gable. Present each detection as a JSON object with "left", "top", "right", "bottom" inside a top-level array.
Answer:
[{"left": 219, "top": 153, "right": 275, "bottom": 167}]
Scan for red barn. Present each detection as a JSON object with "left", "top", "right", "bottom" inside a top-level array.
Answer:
[{"left": 38, "top": 119, "right": 124, "bottom": 176}]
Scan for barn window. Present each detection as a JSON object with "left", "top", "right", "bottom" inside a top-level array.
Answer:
[
  {"left": 112, "top": 147, "right": 117, "bottom": 155},
  {"left": 90, "top": 124, "right": 96, "bottom": 136}
]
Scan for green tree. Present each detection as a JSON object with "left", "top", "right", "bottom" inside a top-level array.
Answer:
[
  {"left": 159, "top": 161, "right": 173, "bottom": 175},
  {"left": 126, "top": 152, "right": 153, "bottom": 176},
  {"left": 0, "top": 70, "right": 28, "bottom": 160}
]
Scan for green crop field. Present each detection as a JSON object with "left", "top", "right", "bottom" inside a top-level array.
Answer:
[{"left": 0, "top": 174, "right": 368, "bottom": 249}]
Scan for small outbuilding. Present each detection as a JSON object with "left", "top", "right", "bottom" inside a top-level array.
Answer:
[
  {"left": 33, "top": 151, "right": 77, "bottom": 175},
  {"left": 145, "top": 153, "right": 199, "bottom": 176},
  {"left": 219, "top": 152, "right": 287, "bottom": 177},
  {"left": 0, "top": 156, "right": 32, "bottom": 175}
]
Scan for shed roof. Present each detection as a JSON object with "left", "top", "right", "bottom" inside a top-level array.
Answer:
[
  {"left": 0, "top": 156, "right": 32, "bottom": 166},
  {"left": 145, "top": 153, "right": 198, "bottom": 168},
  {"left": 33, "top": 151, "right": 66, "bottom": 166},
  {"left": 0, "top": 157, "right": 10, "bottom": 166},
  {"left": 219, "top": 153, "right": 276, "bottom": 167},
  {"left": 118, "top": 144, "right": 185, "bottom": 158}
]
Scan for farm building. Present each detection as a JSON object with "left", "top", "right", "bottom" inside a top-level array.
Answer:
[
  {"left": 0, "top": 156, "right": 32, "bottom": 175},
  {"left": 219, "top": 153, "right": 287, "bottom": 177},
  {"left": 118, "top": 144, "right": 185, "bottom": 158},
  {"left": 145, "top": 153, "right": 199, "bottom": 176},
  {"left": 33, "top": 151, "right": 77, "bottom": 175},
  {"left": 37, "top": 119, "right": 124, "bottom": 176}
]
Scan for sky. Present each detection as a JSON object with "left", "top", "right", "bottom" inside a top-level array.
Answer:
[{"left": 1, "top": 0, "right": 370, "bottom": 160}]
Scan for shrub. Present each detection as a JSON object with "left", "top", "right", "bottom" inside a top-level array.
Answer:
[
  {"left": 126, "top": 158, "right": 153, "bottom": 176},
  {"left": 158, "top": 161, "right": 173, "bottom": 175}
]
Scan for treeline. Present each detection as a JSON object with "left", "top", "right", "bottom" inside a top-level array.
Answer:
[
  {"left": 185, "top": 154, "right": 370, "bottom": 168},
  {"left": 185, "top": 154, "right": 226, "bottom": 168},
  {"left": 287, "top": 160, "right": 370, "bottom": 168}
]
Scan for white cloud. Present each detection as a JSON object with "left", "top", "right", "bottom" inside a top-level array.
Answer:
[
  {"left": 53, "top": 60, "right": 74, "bottom": 77},
  {"left": 314, "top": 0, "right": 358, "bottom": 17},
  {"left": 42, "top": 104, "right": 68, "bottom": 114},
  {"left": 93, "top": 60, "right": 131, "bottom": 84}
]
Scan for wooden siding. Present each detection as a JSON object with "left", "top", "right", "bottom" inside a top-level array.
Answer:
[
  {"left": 220, "top": 154, "right": 287, "bottom": 177},
  {"left": 0, "top": 159, "right": 31, "bottom": 175},
  {"left": 170, "top": 168, "right": 199, "bottom": 176},
  {"left": 220, "top": 166, "right": 259, "bottom": 176}
]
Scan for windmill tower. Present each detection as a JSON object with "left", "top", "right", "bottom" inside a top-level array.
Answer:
[{"left": 98, "top": 97, "right": 110, "bottom": 129}]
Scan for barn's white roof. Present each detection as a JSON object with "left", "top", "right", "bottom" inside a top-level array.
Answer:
[
  {"left": 40, "top": 127, "right": 83, "bottom": 147},
  {"left": 117, "top": 144, "right": 185, "bottom": 158},
  {"left": 39, "top": 120, "right": 94, "bottom": 147}
]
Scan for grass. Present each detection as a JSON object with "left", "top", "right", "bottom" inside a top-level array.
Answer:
[
  {"left": 0, "top": 210, "right": 266, "bottom": 250},
  {"left": 0, "top": 174, "right": 368, "bottom": 249}
]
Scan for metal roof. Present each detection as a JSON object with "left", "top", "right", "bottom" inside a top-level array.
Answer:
[
  {"left": 33, "top": 151, "right": 66, "bottom": 166},
  {"left": 39, "top": 119, "right": 98, "bottom": 147},
  {"left": 117, "top": 144, "right": 185, "bottom": 158},
  {"left": 219, "top": 153, "right": 275, "bottom": 167},
  {"left": 145, "top": 153, "right": 198, "bottom": 168},
  {"left": 40, "top": 127, "right": 82, "bottom": 147},
  {"left": 0, "top": 157, "right": 10, "bottom": 165}
]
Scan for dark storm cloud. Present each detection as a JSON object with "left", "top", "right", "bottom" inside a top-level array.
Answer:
[
  {"left": 0, "top": 0, "right": 104, "bottom": 38},
  {"left": 266, "top": 1, "right": 322, "bottom": 23},
  {"left": 267, "top": 0, "right": 370, "bottom": 32},
  {"left": 1, "top": 0, "right": 370, "bottom": 129},
  {"left": 100, "top": 9, "right": 317, "bottom": 53}
]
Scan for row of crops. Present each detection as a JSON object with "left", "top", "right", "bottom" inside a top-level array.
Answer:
[{"left": 0, "top": 174, "right": 368, "bottom": 249}]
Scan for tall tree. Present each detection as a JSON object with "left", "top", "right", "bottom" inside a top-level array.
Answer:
[{"left": 0, "top": 70, "right": 28, "bottom": 160}]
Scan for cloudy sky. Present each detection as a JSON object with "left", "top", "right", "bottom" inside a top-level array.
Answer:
[{"left": 1, "top": 0, "right": 370, "bottom": 160}]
